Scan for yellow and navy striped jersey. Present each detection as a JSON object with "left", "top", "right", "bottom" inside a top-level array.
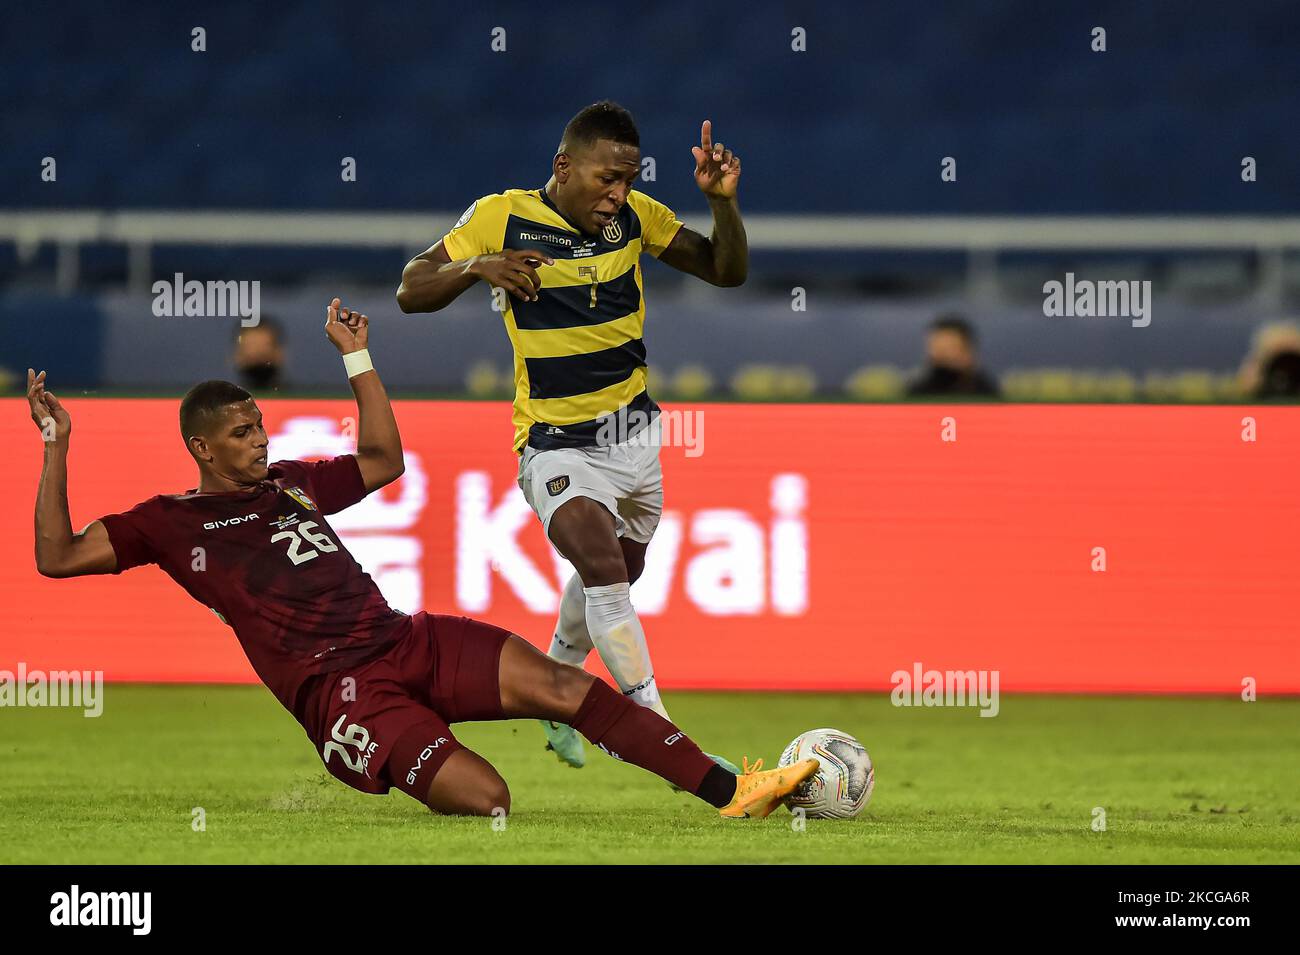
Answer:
[{"left": 441, "top": 187, "right": 684, "bottom": 454}]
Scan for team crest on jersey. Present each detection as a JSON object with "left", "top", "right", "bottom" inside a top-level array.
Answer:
[
  {"left": 284, "top": 486, "right": 318, "bottom": 511},
  {"left": 601, "top": 219, "right": 623, "bottom": 244},
  {"left": 546, "top": 475, "right": 570, "bottom": 497}
]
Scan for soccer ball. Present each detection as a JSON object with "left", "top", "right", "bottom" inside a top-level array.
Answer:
[{"left": 778, "top": 728, "right": 874, "bottom": 819}]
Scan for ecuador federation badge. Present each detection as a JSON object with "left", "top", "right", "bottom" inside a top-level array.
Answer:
[{"left": 546, "top": 475, "right": 570, "bottom": 497}]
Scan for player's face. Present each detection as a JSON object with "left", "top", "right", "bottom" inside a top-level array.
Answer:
[
  {"left": 927, "top": 329, "right": 974, "bottom": 371},
  {"left": 206, "top": 400, "right": 270, "bottom": 482},
  {"left": 564, "top": 139, "right": 640, "bottom": 234}
]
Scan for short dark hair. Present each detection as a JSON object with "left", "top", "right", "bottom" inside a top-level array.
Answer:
[
  {"left": 929, "top": 314, "right": 978, "bottom": 346},
  {"left": 180, "top": 380, "right": 253, "bottom": 441},
  {"left": 560, "top": 101, "right": 639, "bottom": 153}
]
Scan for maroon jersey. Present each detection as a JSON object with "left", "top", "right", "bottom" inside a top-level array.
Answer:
[{"left": 99, "top": 456, "right": 410, "bottom": 711}]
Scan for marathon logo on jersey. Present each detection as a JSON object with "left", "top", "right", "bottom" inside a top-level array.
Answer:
[
  {"left": 203, "top": 513, "right": 260, "bottom": 531},
  {"left": 284, "top": 486, "right": 319, "bottom": 511},
  {"left": 546, "top": 475, "right": 570, "bottom": 497},
  {"left": 406, "top": 738, "right": 451, "bottom": 785},
  {"left": 518, "top": 231, "right": 573, "bottom": 247}
]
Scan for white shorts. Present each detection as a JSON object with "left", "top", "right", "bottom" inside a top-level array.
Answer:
[{"left": 517, "top": 418, "right": 664, "bottom": 549}]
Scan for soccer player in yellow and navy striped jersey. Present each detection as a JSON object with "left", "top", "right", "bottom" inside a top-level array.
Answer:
[
  {"left": 397, "top": 101, "right": 747, "bottom": 772},
  {"left": 435, "top": 183, "right": 683, "bottom": 454}
]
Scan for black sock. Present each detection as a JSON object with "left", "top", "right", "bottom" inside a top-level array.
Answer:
[{"left": 695, "top": 764, "right": 739, "bottom": 808}]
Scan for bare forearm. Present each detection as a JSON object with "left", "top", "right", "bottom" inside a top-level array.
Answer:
[
  {"left": 349, "top": 367, "right": 403, "bottom": 472},
  {"left": 396, "top": 256, "right": 482, "bottom": 313},
  {"left": 35, "top": 443, "right": 75, "bottom": 570},
  {"left": 707, "top": 196, "right": 748, "bottom": 286}
]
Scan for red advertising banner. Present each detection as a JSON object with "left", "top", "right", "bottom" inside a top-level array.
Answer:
[{"left": 3, "top": 400, "right": 1296, "bottom": 693}]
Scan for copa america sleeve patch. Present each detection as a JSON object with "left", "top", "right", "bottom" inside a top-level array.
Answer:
[{"left": 453, "top": 200, "right": 477, "bottom": 229}]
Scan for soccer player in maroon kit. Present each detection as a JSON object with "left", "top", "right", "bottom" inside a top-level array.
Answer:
[{"left": 27, "top": 298, "right": 816, "bottom": 818}]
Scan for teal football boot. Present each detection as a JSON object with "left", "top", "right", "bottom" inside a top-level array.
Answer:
[{"left": 539, "top": 720, "right": 586, "bottom": 768}]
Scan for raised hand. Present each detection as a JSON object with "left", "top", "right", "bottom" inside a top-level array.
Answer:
[
  {"left": 691, "top": 120, "right": 741, "bottom": 200},
  {"left": 325, "top": 297, "right": 369, "bottom": 353},
  {"left": 26, "top": 368, "right": 71, "bottom": 444}
]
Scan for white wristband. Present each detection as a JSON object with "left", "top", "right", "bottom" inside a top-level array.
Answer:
[{"left": 342, "top": 349, "right": 374, "bottom": 378}]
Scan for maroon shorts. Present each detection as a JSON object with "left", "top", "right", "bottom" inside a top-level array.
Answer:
[{"left": 296, "top": 612, "right": 510, "bottom": 800}]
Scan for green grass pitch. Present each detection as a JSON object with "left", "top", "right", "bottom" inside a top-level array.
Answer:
[{"left": 2, "top": 687, "right": 1297, "bottom": 864}]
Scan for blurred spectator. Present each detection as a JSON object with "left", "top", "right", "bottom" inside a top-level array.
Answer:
[
  {"left": 232, "top": 317, "right": 285, "bottom": 392},
  {"left": 906, "top": 315, "right": 1000, "bottom": 397},
  {"left": 1239, "top": 321, "right": 1300, "bottom": 397},
  {"left": 1255, "top": 349, "right": 1300, "bottom": 398}
]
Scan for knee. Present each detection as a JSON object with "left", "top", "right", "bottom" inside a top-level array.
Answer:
[
  {"left": 549, "top": 661, "right": 595, "bottom": 715},
  {"left": 453, "top": 778, "right": 511, "bottom": 818},
  {"left": 479, "top": 779, "right": 511, "bottom": 818},
  {"left": 574, "top": 551, "right": 628, "bottom": 587},
  {"left": 423, "top": 752, "right": 512, "bottom": 817}
]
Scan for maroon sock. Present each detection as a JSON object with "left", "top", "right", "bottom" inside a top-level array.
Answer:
[{"left": 569, "top": 679, "right": 724, "bottom": 802}]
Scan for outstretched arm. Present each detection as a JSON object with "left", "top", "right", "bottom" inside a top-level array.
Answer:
[
  {"left": 658, "top": 119, "right": 748, "bottom": 287},
  {"left": 28, "top": 369, "right": 117, "bottom": 578},
  {"left": 325, "top": 298, "right": 406, "bottom": 492}
]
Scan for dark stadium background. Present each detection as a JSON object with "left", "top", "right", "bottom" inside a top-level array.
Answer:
[
  {"left": 1, "top": 0, "right": 1299, "bottom": 874},
  {"left": 4, "top": 1, "right": 1300, "bottom": 398}
]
